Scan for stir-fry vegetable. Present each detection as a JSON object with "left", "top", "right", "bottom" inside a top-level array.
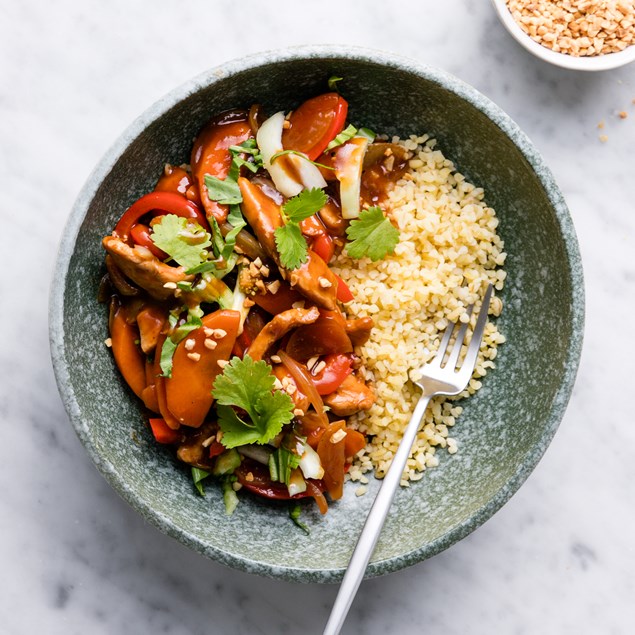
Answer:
[{"left": 101, "top": 83, "right": 409, "bottom": 524}]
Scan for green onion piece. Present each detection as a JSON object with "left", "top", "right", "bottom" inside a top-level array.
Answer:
[
  {"left": 192, "top": 467, "right": 210, "bottom": 496},
  {"left": 328, "top": 76, "right": 343, "bottom": 91},
  {"left": 357, "top": 127, "right": 377, "bottom": 142},
  {"left": 222, "top": 477, "right": 239, "bottom": 516},
  {"left": 289, "top": 503, "right": 310, "bottom": 535},
  {"left": 326, "top": 124, "right": 358, "bottom": 151},
  {"left": 270, "top": 149, "right": 335, "bottom": 171}
]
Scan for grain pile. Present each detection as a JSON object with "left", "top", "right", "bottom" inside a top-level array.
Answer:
[
  {"left": 506, "top": 0, "right": 635, "bottom": 56},
  {"left": 333, "top": 135, "right": 507, "bottom": 487}
]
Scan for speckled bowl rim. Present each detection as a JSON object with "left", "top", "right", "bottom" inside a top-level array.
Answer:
[{"left": 49, "top": 45, "right": 584, "bottom": 583}]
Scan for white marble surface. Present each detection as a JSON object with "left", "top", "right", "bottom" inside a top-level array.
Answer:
[{"left": 2, "top": 0, "right": 634, "bottom": 633}]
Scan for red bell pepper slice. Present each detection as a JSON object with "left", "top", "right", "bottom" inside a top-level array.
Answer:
[
  {"left": 113, "top": 191, "right": 208, "bottom": 245},
  {"left": 129, "top": 223, "right": 169, "bottom": 260},
  {"left": 282, "top": 93, "right": 348, "bottom": 161},
  {"left": 149, "top": 418, "right": 182, "bottom": 444},
  {"left": 312, "top": 233, "right": 334, "bottom": 263},
  {"left": 334, "top": 273, "right": 354, "bottom": 303},
  {"left": 310, "top": 353, "right": 354, "bottom": 396}
]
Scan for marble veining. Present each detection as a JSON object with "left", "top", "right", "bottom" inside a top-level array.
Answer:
[{"left": 1, "top": 0, "right": 634, "bottom": 633}]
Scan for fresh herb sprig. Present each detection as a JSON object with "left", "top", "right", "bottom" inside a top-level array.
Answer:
[
  {"left": 150, "top": 214, "right": 211, "bottom": 270},
  {"left": 346, "top": 206, "right": 400, "bottom": 262},
  {"left": 212, "top": 355, "right": 295, "bottom": 448},
  {"left": 274, "top": 188, "right": 328, "bottom": 269}
]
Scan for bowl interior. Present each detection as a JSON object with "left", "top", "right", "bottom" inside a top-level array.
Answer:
[{"left": 53, "top": 52, "right": 583, "bottom": 582}]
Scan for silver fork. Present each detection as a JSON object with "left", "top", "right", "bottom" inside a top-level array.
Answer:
[{"left": 323, "top": 283, "right": 494, "bottom": 635}]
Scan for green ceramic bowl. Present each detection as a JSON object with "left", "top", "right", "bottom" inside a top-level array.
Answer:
[{"left": 49, "top": 46, "right": 584, "bottom": 583}]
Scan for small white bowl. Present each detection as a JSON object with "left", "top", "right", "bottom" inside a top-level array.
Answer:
[{"left": 491, "top": 0, "right": 635, "bottom": 71}]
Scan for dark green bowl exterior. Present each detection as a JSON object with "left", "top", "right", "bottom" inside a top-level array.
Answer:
[{"left": 49, "top": 46, "right": 584, "bottom": 583}]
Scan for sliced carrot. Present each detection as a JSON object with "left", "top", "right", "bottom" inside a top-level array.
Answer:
[
  {"left": 344, "top": 428, "right": 366, "bottom": 459},
  {"left": 165, "top": 310, "right": 241, "bottom": 428},
  {"left": 109, "top": 299, "right": 146, "bottom": 399}
]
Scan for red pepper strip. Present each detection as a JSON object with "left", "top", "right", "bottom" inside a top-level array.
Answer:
[
  {"left": 310, "top": 353, "right": 354, "bottom": 396},
  {"left": 282, "top": 93, "right": 349, "bottom": 161},
  {"left": 149, "top": 418, "right": 182, "bottom": 444},
  {"left": 335, "top": 273, "right": 354, "bottom": 303},
  {"left": 312, "top": 234, "right": 334, "bottom": 263},
  {"left": 208, "top": 441, "right": 225, "bottom": 458},
  {"left": 113, "top": 192, "right": 208, "bottom": 244},
  {"left": 129, "top": 223, "right": 169, "bottom": 259}
]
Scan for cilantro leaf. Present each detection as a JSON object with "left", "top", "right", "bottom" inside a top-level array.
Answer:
[
  {"left": 275, "top": 223, "right": 308, "bottom": 270},
  {"left": 150, "top": 214, "right": 211, "bottom": 269},
  {"left": 282, "top": 188, "right": 328, "bottom": 223},
  {"left": 212, "top": 355, "right": 294, "bottom": 448},
  {"left": 346, "top": 206, "right": 400, "bottom": 261},
  {"left": 204, "top": 175, "right": 242, "bottom": 205}
]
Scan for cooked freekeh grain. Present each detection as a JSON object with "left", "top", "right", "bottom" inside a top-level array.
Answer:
[{"left": 333, "top": 134, "right": 507, "bottom": 485}]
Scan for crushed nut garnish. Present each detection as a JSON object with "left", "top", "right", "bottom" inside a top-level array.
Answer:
[
  {"left": 312, "top": 360, "right": 326, "bottom": 376},
  {"left": 291, "top": 301, "right": 305, "bottom": 309},
  {"left": 318, "top": 277, "right": 333, "bottom": 288},
  {"left": 204, "top": 338, "right": 217, "bottom": 350},
  {"left": 267, "top": 280, "right": 281, "bottom": 294},
  {"left": 293, "top": 408, "right": 305, "bottom": 417},
  {"left": 201, "top": 435, "right": 216, "bottom": 448},
  {"left": 330, "top": 429, "right": 347, "bottom": 444},
  {"left": 213, "top": 329, "right": 227, "bottom": 339},
  {"left": 163, "top": 281, "right": 177, "bottom": 289},
  {"left": 217, "top": 359, "right": 229, "bottom": 369},
  {"left": 245, "top": 471, "right": 254, "bottom": 482},
  {"left": 184, "top": 338, "right": 196, "bottom": 351},
  {"left": 270, "top": 354, "right": 282, "bottom": 364},
  {"left": 187, "top": 352, "right": 201, "bottom": 362},
  {"left": 104, "top": 338, "right": 113, "bottom": 348}
]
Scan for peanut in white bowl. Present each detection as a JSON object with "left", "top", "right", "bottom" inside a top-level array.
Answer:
[{"left": 491, "top": 0, "right": 635, "bottom": 71}]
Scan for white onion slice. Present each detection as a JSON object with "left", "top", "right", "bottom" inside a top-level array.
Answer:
[
  {"left": 298, "top": 442, "right": 325, "bottom": 480},
  {"left": 287, "top": 468, "right": 307, "bottom": 496},
  {"left": 335, "top": 137, "right": 369, "bottom": 219},
  {"left": 257, "top": 111, "right": 327, "bottom": 198}
]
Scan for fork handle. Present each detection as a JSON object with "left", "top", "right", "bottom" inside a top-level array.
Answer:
[{"left": 323, "top": 393, "right": 432, "bottom": 635}]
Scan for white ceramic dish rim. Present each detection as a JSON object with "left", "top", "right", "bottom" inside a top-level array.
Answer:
[{"left": 491, "top": 0, "right": 635, "bottom": 71}]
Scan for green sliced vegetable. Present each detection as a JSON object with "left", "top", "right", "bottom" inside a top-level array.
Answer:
[
  {"left": 222, "top": 477, "right": 239, "bottom": 515},
  {"left": 326, "top": 124, "right": 358, "bottom": 150},
  {"left": 289, "top": 502, "right": 310, "bottom": 535},
  {"left": 192, "top": 467, "right": 210, "bottom": 496},
  {"left": 328, "top": 76, "right": 343, "bottom": 92},
  {"left": 212, "top": 448, "right": 241, "bottom": 475}
]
